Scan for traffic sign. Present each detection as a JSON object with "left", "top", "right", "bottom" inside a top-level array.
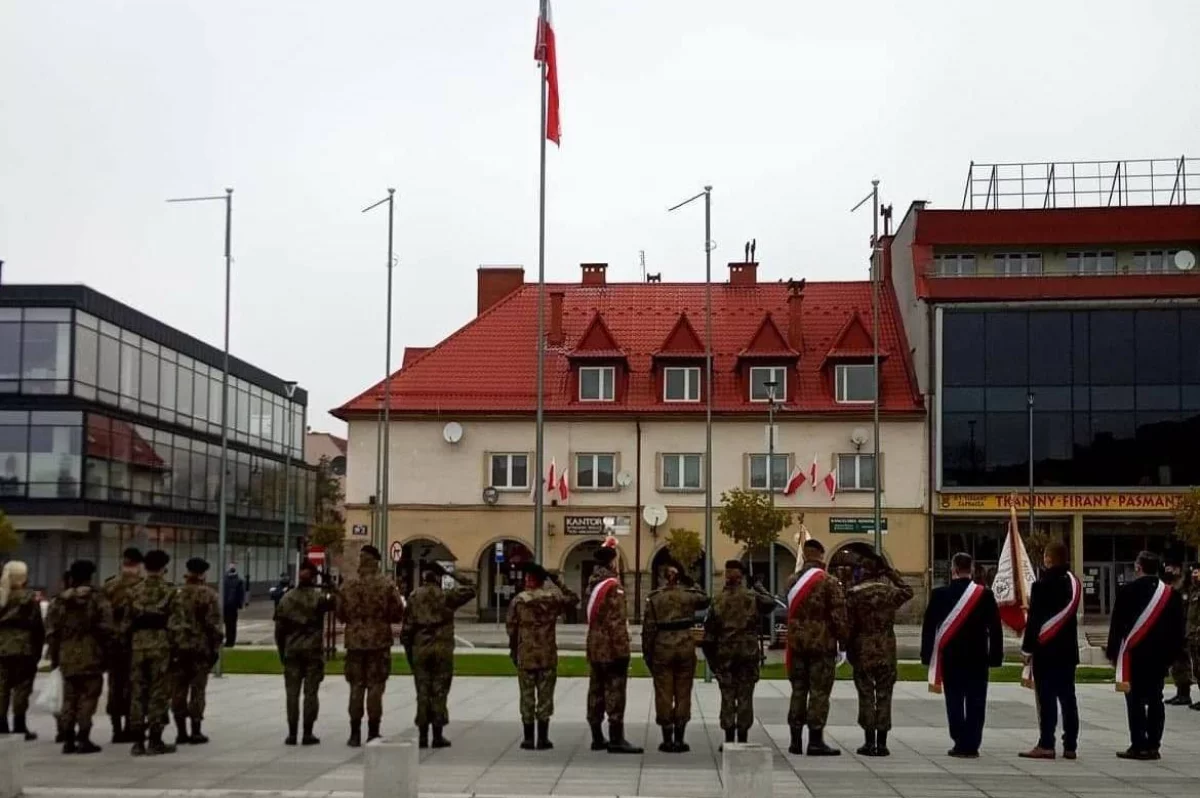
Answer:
[
  {"left": 494, "top": 541, "right": 505, "bottom": 563},
  {"left": 307, "top": 545, "right": 325, "bottom": 565},
  {"left": 389, "top": 541, "right": 403, "bottom": 563}
]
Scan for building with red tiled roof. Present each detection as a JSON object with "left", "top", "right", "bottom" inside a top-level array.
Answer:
[{"left": 334, "top": 261, "right": 929, "bottom": 620}]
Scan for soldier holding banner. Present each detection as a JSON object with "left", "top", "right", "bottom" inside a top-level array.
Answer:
[{"left": 584, "top": 539, "right": 642, "bottom": 754}]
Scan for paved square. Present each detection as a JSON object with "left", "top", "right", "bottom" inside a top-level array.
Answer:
[{"left": 16, "top": 675, "right": 1200, "bottom": 797}]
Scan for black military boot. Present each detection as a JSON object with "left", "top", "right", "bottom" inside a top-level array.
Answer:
[
  {"left": 788, "top": 727, "right": 804, "bottom": 755},
  {"left": 589, "top": 723, "right": 608, "bottom": 751},
  {"left": 62, "top": 728, "right": 77, "bottom": 755},
  {"left": 0, "top": 717, "right": 10, "bottom": 735},
  {"left": 520, "top": 723, "right": 536, "bottom": 750},
  {"left": 174, "top": 715, "right": 191, "bottom": 746},
  {"left": 875, "top": 730, "right": 890, "bottom": 757},
  {"left": 147, "top": 730, "right": 177, "bottom": 756},
  {"left": 75, "top": 726, "right": 101, "bottom": 755},
  {"left": 857, "top": 729, "right": 876, "bottom": 756},
  {"left": 12, "top": 715, "right": 36, "bottom": 741},
  {"left": 110, "top": 715, "right": 124, "bottom": 744},
  {"left": 607, "top": 722, "right": 642, "bottom": 754},
  {"left": 302, "top": 723, "right": 320, "bottom": 746},
  {"left": 347, "top": 721, "right": 362, "bottom": 748},
  {"left": 431, "top": 724, "right": 451, "bottom": 748},
  {"left": 736, "top": 728, "right": 748, "bottom": 744},
  {"left": 366, "top": 720, "right": 381, "bottom": 743},
  {"left": 417, "top": 725, "right": 429, "bottom": 749},
  {"left": 1166, "top": 688, "right": 1192, "bottom": 706},
  {"left": 674, "top": 723, "right": 690, "bottom": 753},
  {"left": 536, "top": 720, "right": 553, "bottom": 750},
  {"left": 719, "top": 727, "right": 735, "bottom": 752},
  {"left": 806, "top": 728, "right": 841, "bottom": 756},
  {"left": 190, "top": 719, "right": 208, "bottom": 745},
  {"left": 130, "top": 729, "right": 147, "bottom": 757},
  {"left": 285, "top": 721, "right": 299, "bottom": 746},
  {"left": 658, "top": 725, "right": 673, "bottom": 753}
]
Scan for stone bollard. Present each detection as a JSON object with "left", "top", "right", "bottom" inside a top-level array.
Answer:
[
  {"left": 363, "top": 738, "right": 418, "bottom": 798},
  {"left": 721, "top": 742, "right": 772, "bottom": 798},
  {"left": 0, "top": 735, "right": 23, "bottom": 798}
]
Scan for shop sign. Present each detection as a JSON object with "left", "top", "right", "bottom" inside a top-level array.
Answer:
[
  {"left": 351, "top": 524, "right": 369, "bottom": 537},
  {"left": 937, "top": 492, "right": 1184, "bottom": 513},
  {"left": 1081, "top": 566, "right": 1100, "bottom": 598},
  {"left": 564, "top": 515, "right": 632, "bottom": 536},
  {"left": 829, "top": 517, "right": 888, "bottom": 535}
]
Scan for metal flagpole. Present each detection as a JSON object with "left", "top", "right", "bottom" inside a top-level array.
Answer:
[
  {"left": 282, "top": 381, "right": 298, "bottom": 580},
  {"left": 853, "top": 179, "right": 884, "bottom": 553},
  {"left": 1028, "top": 391, "right": 1035, "bottom": 535},
  {"left": 533, "top": 0, "right": 549, "bottom": 563},
  {"left": 362, "top": 189, "right": 397, "bottom": 558}
]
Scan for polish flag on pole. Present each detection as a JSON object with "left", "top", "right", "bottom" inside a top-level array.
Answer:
[
  {"left": 822, "top": 467, "right": 838, "bottom": 500},
  {"left": 994, "top": 503, "right": 1037, "bottom": 633},
  {"left": 535, "top": 1, "right": 561, "bottom": 145},
  {"left": 808, "top": 455, "right": 819, "bottom": 491},
  {"left": 558, "top": 469, "right": 570, "bottom": 502},
  {"left": 783, "top": 465, "right": 806, "bottom": 496},
  {"left": 545, "top": 458, "right": 556, "bottom": 494}
]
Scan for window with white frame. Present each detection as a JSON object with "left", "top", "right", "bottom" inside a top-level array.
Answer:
[
  {"left": 836, "top": 453, "right": 876, "bottom": 491},
  {"left": 575, "top": 453, "right": 616, "bottom": 489},
  {"left": 934, "top": 254, "right": 977, "bottom": 276},
  {"left": 835, "top": 363, "right": 875, "bottom": 403},
  {"left": 578, "top": 366, "right": 615, "bottom": 401},
  {"left": 748, "top": 454, "right": 790, "bottom": 491},
  {"left": 1066, "top": 251, "right": 1116, "bottom": 275},
  {"left": 1133, "top": 250, "right": 1177, "bottom": 274},
  {"left": 749, "top": 366, "right": 787, "bottom": 402},
  {"left": 663, "top": 366, "right": 701, "bottom": 402},
  {"left": 660, "top": 453, "right": 702, "bottom": 490},
  {"left": 490, "top": 453, "right": 529, "bottom": 490},
  {"left": 993, "top": 253, "right": 1043, "bottom": 276}
]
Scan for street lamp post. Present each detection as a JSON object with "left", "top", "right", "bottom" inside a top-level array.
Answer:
[
  {"left": 166, "top": 187, "right": 233, "bottom": 677},
  {"left": 362, "top": 189, "right": 397, "bottom": 557},
  {"left": 281, "top": 381, "right": 299, "bottom": 581}
]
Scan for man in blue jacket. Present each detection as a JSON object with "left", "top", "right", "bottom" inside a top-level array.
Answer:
[{"left": 222, "top": 566, "right": 247, "bottom": 648}]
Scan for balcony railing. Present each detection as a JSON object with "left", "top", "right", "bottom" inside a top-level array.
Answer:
[
  {"left": 928, "top": 250, "right": 1198, "bottom": 278},
  {"left": 962, "top": 156, "right": 1197, "bottom": 210}
]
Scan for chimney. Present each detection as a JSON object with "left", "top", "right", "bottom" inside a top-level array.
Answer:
[
  {"left": 581, "top": 263, "right": 607, "bottom": 286},
  {"left": 477, "top": 266, "right": 525, "bottom": 315},
  {"left": 548, "top": 291, "right": 566, "bottom": 346},
  {"left": 728, "top": 262, "right": 758, "bottom": 286},
  {"left": 787, "top": 278, "right": 805, "bottom": 351}
]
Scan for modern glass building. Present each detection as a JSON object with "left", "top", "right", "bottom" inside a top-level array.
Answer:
[{"left": 0, "top": 283, "right": 313, "bottom": 591}]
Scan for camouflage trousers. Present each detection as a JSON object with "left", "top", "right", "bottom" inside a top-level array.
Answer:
[
  {"left": 130, "top": 649, "right": 172, "bottom": 734},
  {"left": 172, "top": 654, "right": 213, "bottom": 721},
  {"left": 412, "top": 653, "right": 453, "bottom": 727},
  {"left": 284, "top": 652, "right": 324, "bottom": 731},
  {"left": 788, "top": 654, "right": 836, "bottom": 731},
  {"left": 0, "top": 655, "right": 37, "bottom": 719},
  {"left": 518, "top": 668, "right": 557, "bottom": 723},
  {"left": 1171, "top": 648, "right": 1193, "bottom": 691},
  {"left": 650, "top": 652, "right": 696, "bottom": 726},
  {"left": 715, "top": 657, "right": 760, "bottom": 732},
  {"left": 587, "top": 658, "right": 630, "bottom": 725},
  {"left": 62, "top": 674, "right": 103, "bottom": 733},
  {"left": 345, "top": 649, "right": 390, "bottom": 724},
  {"left": 105, "top": 647, "right": 134, "bottom": 718},
  {"left": 852, "top": 660, "right": 897, "bottom": 732}
]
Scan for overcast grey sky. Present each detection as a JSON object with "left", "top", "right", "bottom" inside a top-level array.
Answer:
[{"left": 2, "top": 1, "right": 1197, "bottom": 432}]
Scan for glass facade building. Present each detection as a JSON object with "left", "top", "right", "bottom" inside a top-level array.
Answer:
[{"left": 0, "top": 285, "right": 312, "bottom": 592}]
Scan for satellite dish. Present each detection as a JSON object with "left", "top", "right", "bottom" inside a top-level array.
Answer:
[
  {"left": 1175, "top": 249, "right": 1196, "bottom": 272},
  {"left": 850, "top": 427, "right": 870, "bottom": 447},
  {"left": 642, "top": 504, "right": 668, "bottom": 528},
  {"left": 482, "top": 486, "right": 499, "bottom": 506},
  {"left": 616, "top": 470, "right": 634, "bottom": 487},
  {"left": 442, "top": 421, "right": 464, "bottom": 444}
]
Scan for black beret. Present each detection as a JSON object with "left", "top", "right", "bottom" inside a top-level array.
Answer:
[
  {"left": 594, "top": 547, "right": 617, "bottom": 565},
  {"left": 724, "top": 559, "right": 744, "bottom": 572},
  {"left": 143, "top": 550, "right": 170, "bottom": 571},
  {"left": 122, "top": 547, "right": 144, "bottom": 564},
  {"left": 802, "top": 538, "right": 826, "bottom": 554},
  {"left": 523, "top": 562, "right": 548, "bottom": 581},
  {"left": 186, "top": 558, "right": 210, "bottom": 575},
  {"left": 298, "top": 559, "right": 319, "bottom": 574},
  {"left": 423, "top": 561, "right": 448, "bottom": 579},
  {"left": 69, "top": 559, "right": 96, "bottom": 583},
  {"left": 361, "top": 545, "right": 382, "bottom": 560}
]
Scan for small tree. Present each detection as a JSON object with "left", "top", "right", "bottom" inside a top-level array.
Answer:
[
  {"left": 664, "top": 527, "right": 703, "bottom": 577},
  {"left": 717, "top": 488, "right": 792, "bottom": 559},
  {"left": 1174, "top": 487, "right": 1200, "bottom": 550},
  {"left": 307, "top": 456, "right": 346, "bottom": 556},
  {"left": 0, "top": 511, "right": 18, "bottom": 555},
  {"left": 1024, "top": 528, "right": 1062, "bottom": 572}
]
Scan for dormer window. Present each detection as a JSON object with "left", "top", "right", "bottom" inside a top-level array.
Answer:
[
  {"left": 664, "top": 366, "right": 701, "bottom": 402},
  {"left": 749, "top": 366, "right": 787, "bottom": 402},
  {"left": 578, "top": 366, "right": 615, "bottom": 402},
  {"left": 835, "top": 363, "right": 875, "bottom": 403}
]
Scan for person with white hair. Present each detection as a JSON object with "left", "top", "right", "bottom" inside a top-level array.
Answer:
[{"left": 0, "top": 560, "right": 46, "bottom": 740}]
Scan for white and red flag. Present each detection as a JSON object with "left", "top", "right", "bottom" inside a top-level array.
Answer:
[
  {"left": 808, "top": 455, "right": 819, "bottom": 491},
  {"left": 534, "top": 1, "right": 560, "bottom": 145},
  {"left": 545, "top": 458, "right": 557, "bottom": 494},
  {"left": 783, "top": 465, "right": 806, "bottom": 496},
  {"left": 822, "top": 467, "right": 838, "bottom": 500},
  {"left": 557, "top": 469, "right": 570, "bottom": 502},
  {"left": 993, "top": 503, "right": 1037, "bottom": 633}
]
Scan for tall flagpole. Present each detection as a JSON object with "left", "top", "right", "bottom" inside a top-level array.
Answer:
[{"left": 533, "top": 0, "right": 548, "bottom": 563}]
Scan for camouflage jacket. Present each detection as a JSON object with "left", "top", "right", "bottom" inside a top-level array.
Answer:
[
  {"left": 275, "top": 584, "right": 335, "bottom": 657},
  {"left": 782, "top": 562, "right": 849, "bottom": 658},
  {"left": 399, "top": 583, "right": 476, "bottom": 658},
  {"left": 1187, "top": 583, "right": 1200, "bottom": 643},
  {"left": 46, "top": 585, "right": 114, "bottom": 677},
  {"left": 0, "top": 590, "right": 45, "bottom": 658},
  {"left": 103, "top": 570, "right": 143, "bottom": 640},
  {"left": 704, "top": 582, "right": 776, "bottom": 664},
  {"left": 845, "top": 570, "right": 914, "bottom": 667},
  {"left": 336, "top": 564, "right": 404, "bottom": 651},
  {"left": 506, "top": 581, "right": 578, "bottom": 670},
  {"left": 585, "top": 567, "right": 631, "bottom": 663},
  {"left": 169, "top": 581, "right": 222, "bottom": 661},
  {"left": 128, "top": 574, "right": 176, "bottom": 655},
  {"left": 642, "top": 584, "right": 709, "bottom": 666}
]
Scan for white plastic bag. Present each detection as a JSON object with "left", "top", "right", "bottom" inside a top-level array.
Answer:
[{"left": 35, "top": 668, "right": 63, "bottom": 714}]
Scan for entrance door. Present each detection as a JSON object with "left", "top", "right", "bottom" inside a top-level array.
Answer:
[{"left": 1081, "top": 563, "right": 1111, "bottom": 616}]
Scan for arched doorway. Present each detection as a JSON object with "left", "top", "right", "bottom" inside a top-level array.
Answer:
[
  {"left": 649, "top": 545, "right": 708, "bottom": 591},
  {"left": 741, "top": 542, "right": 797, "bottom": 594},
  {"left": 476, "top": 539, "right": 533, "bottom": 622},
  {"left": 396, "top": 538, "right": 457, "bottom": 596},
  {"left": 829, "top": 541, "right": 888, "bottom": 586},
  {"left": 561, "top": 539, "right": 628, "bottom": 624}
]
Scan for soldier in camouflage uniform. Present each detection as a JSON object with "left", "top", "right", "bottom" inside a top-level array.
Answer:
[
  {"left": 102, "top": 547, "right": 142, "bottom": 743},
  {"left": 46, "top": 560, "right": 114, "bottom": 754},
  {"left": 702, "top": 559, "right": 775, "bottom": 748},
  {"left": 845, "top": 552, "right": 913, "bottom": 757},
  {"left": 49, "top": 570, "right": 72, "bottom": 744},
  {"left": 168, "top": 558, "right": 222, "bottom": 746},
  {"left": 400, "top": 563, "right": 475, "bottom": 749},
  {"left": 0, "top": 560, "right": 45, "bottom": 740},
  {"left": 127, "top": 549, "right": 177, "bottom": 756},
  {"left": 781, "top": 539, "right": 848, "bottom": 756},
  {"left": 584, "top": 543, "right": 642, "bottom": 754},
  {"left": 642, "top": 558, "right": 709, "bottom": 753},
  {"left": 506, "top": 562, "right": 578, "bottom": 750},
  {"left": 336, "top": 545, "right": 404, "bottom": 747},
  {"left": 275, "top": 559, "right": 337, "bottom": 745},
  {"left": 1164, "top": 558, "right": 1193, "bottom": 706},
  {"left": 1187, "top": 563, "right": 1200, "bottom": 712}
]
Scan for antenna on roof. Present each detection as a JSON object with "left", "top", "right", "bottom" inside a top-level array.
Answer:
[
  {"left": 639, "top": 250, "right": 646, "bottom": 282},
  {"left": 882, "top": 204, "right": 893, "bottom": 236}
]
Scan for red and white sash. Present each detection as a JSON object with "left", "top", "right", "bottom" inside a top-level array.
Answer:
[
  {"left": 1115, "top": 580, "right": 1173, "bottom": 693},
  {"left": 586, "top": 577, "right": 620, "bottom": 626},
  {"left": 928, "top": 581, "right": 986, "bottom": 694},
  {"left": 783, "top": 567, "right": 827, "bottom": 671},
  {"left": 1036, "top": 572, "right": 1081, "bottom": 647}
]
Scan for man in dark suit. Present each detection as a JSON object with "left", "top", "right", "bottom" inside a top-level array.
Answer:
[
  {"left": 1019, "top": 541, "right": 1080, "bottom": 760},
  {"left": 1105, "top": 551, "right": 1186, "bottom": 760},
  {"left": 921, "top": 552, "right": 1004, "bottom": 758}
]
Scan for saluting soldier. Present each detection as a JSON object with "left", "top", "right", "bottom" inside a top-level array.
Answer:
[
  {"left": 846, "top": 551, "right": 913, "bottom": 757},
  {"left": 274, "top": 559, "right": 337, "bottom": 745},
  {"left": 702, "top": 559, "right": 775, "bottom": 748},
  {"left": 102, "top": 547, "right": 142, "bottom": 743},
  {"left": 168, "top": 558, "right": 222, "bottom": 746},
  {"left": 400, "top": 562, "right": 475, "bottom": 749},
  {"left": 336, "top": 545, "right": 404, "bottom": 747},
  {"left": 585, "top": 540, "right": 642, "bottom": 754},
  {"left": 506, "top": 562, "right": 578, "bottom": 750},
  {"left": 46, "top": 560, "right": 114, "bottom": 755},
  {"left": 1163, "top": 556, "right": 1193, "bottom": 707},
  {"left": 642, "top": 557, "right": 709, "bottom": 753},
  {"left": 127, "top": 549, "right": 178, "bottom": 756}
]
